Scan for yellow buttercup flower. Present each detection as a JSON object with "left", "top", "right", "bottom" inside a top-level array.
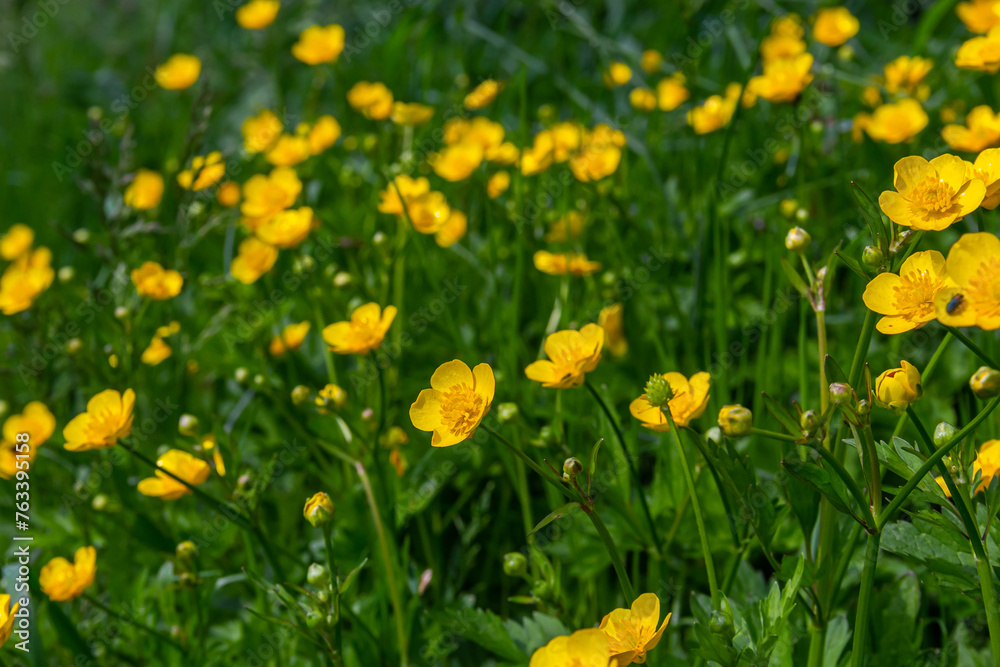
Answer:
[
  {"left": 347, "top": 81, "right": 394, "bottom": 120},
  {"left": 154, "top": 54, "right": 201, "bottom": 90},
  {"left": 242, "top": 109, "right": 283, "bottom": 154},
  {"left": 0, "top": 401, "right": 56, "bottom": 479},
  {"left": 231, "top": 237, "right": 278, "bottom": 284},
  {"left": 599, "top": 303, "right": 628, "bottom": 357},
  {"left": 525, "top": 324, "right": 604, "bottom": 389},
  {"left": 545, "top": 211, "right": 586, "bottom": 242},
  {"left": 444, "top": 117, "right": 505, "bottom": 152},
  {"left": 141, "top": 337, "right": 172, "bottom": 366},
  {"left": 269, "top": 321, "right": 310, "bottom": 356},
  {"left": 123, "top": 169, "right": 164, "bottom": 210},
  {"left": 957, "top": 26, "right": 1000, "bottom": 72},
  {"left": 435, "top": 210, "right": 468, "bottom": 247},
  {"left": 533, "top": 250, "right": 602, "bottom": 276},
  {"left": 131, "top": 261, "right": 183, "bottom": 300},
  {"left": 177, "top": 151, "right": 225, "bottom": 190},
  {"left": 236, "top": 0, "right": 279, "bottom": 29},
  {"left": 240, "top": 167, "right": 302, "bottom": 231},
  {"left": 322, "top": 302, "right": 397, "bottom": 355},
  {"left": 217, "top": 181, "right": 241, "bottom": 207},
  {"left": 409, "top": 360, "right": 495, "bottom": 447},
  {"left": 934, "top": 232, "right": 1000, "bottom": 329},
  {"left": 0, "top": 223, "right": 33, "bottom": 260},
  {"left": 656, "top": 74, "right": 689, "bottom": 111},
  {"left": 939, "top": 440, "right": 1000, "bottom": 496},
  {"left": 154, "top": 321, "right": 181, "bottom": 338},
  {"left": 0, "top": 595, "right": 18, "bottom": 647},
  {"left": 855, "top": 99, "right": 928, "bottom": 144},
  {"left": 687, "top": 84, "right": 740, "bottom": 134},
  {"left": 884, "top": 56, "right": 933, "bottom": 98},
  {"left": 973, "top": 148, "right": 1000, "bottom": 208},
  {"left": 604, "top": 62, "right": 632, "bottom": 87},
  {"left": 304, "top": 491, "right": 334, "bottom": 526},
  {"left": 942, "top": 105, "right": 1000, "bottom": 152},
  {"left": 599, "top": 593, "right": 671, "bottom": 665},
  {"left": 878, "top": 154, "right": 985, "bottom": 231},
  {"left": 529, "top": 628, "right": 616, "bottom": 667},
  {"left": 292, "top": 24, "right": 345, "bottom": 64},
  {"left": 629, "top": 88, "right": 657, "bottom": 112},
  {"left": 862, "top": 250, "right": 953, "bottom": 334},
  {"left": 430, "top": 142, "right": 484, "bottom": 181},
  {"left": 40, "top": 546, "right": 96, "bottom": 602},
  {"left": 874, "top": 361, "right": 922, "bottom": 414},
  {"left": 957, "top": 0, "right": 1000, "bottom": 33},
  {"left": 265, "top": 134, "right": 311, "bottom": 167},
  {"left": 138, "top": 449, "right": 211, "bottom": 500},
  {"left": 378, "top": 174, "right": 430, "bottom": 215},
  {"left": 0, "top": 247, "right": 54, "bottom": 314},
  {"left": 316, "top": 384, "right": 347, "bottom": 412},
  {"left": 404, "top": 191, "right": 452, "bottom": 233},
  {"left": 63, "top": 389, "right": 135, "bottom": 452},
  {"left": 747, "top": 53, "right": 813, "bottom": 103},
  {"left": 391, "top": 102, "right": 435, "bottom": 126},
  {"left": 255, "top": 207, "right": 314, "bottom": 248},
  {"left": 464, "top": 79, "right": 504, "bottom": 109},
  {"left": 640, "top": 49, "right": 662, "bottom": 73},
  {"left": 307, "top": 115, "right": 341, "bottom": 154},
  {"left": 487, "top": 171, "right": 510, "bottom": 198},
  {"left": 629, "top": 372, "right": 710, "bottom": 431},
  {"left": 761, "top": 32, "right": 805, "bottom": 64},
  {"left": 812, "top": 7, "right": 859, "bottom": 47}
]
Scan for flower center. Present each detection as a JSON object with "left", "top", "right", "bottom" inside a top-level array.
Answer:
[
  {"left": 439, "top": 384, "right": 484, "bottom": 435},
  {"left": 892, "top": 269, "right": 939, "bottom": 319},
  {"left": 966, "top": 256, "right": 1000, "bottom": 319},
  {"left": 910, "top": 176, "right": 954, "bottom": 212}
]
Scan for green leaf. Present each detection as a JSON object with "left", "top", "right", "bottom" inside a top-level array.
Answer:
[
  {"left": 435, "top": 607, "right": 526, "bottom": 662},
  {"left": 823, "top": 614, "right": 851, "bottom": 667},
  {"left": 782, "top": 458, "right": 866, "bottom": 527},
  {"left": 761, "top": 393, "right": 805, "bottom": 439},
  {"left": 824, "top": 354, "right": 849, "bottom": 386},
  {"left": 47, "top": 600, "right": 93, "bottom": 660},
  {"left": 833, "top": 249, "right": 869, "bottom": 281},
  {"left": 850, "top": 182, "right": 888, "bottom": 253},
  {"left": 780, "top": 257, "right": 811, "bottom": 299},
  {"left": 587, "top": 438, "right": 604, "bottom": 492},
  {"left": 529, "top": 502, "right": 582, "bottom": 537},
  {"left": 339, "top": 557, "right": 368, "bottom": 594},
  {"left": 871, "top": 573, "right": 921, "bottom": 664},
  {"left": 505, "top": 611, "right": 570, "bottom": 656}
]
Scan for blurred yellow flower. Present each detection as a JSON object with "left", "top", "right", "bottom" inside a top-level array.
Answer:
[
  {"left": 409, "top": 360, "right": 495, "bottom": 447},
  {"left": 629, "top": 88, "right": 657, "bottom": 112},
  {"left": 317, "top": 384, "right": 347, "bottom": 411},
  {"left": 177, "top": 151, "right": 225, "bottom": 190},
  {"left": 154, "top": 54, "right": 201, "bottom": 90},
  {"left": 878, "top": 154, "right": 985, "bottom": 231},
  {"left": 217, "top": 181, "right": 241, "bottom": 207},
  {"left": 599, "top": 303, "right": 628, "bottom": 357},
  {"left": 656, "top": 74, "right": 689, "bottom": 111},
  {"left": 0, "top": 223, "right": 33, "bottom": 260},
  {"left": 265, "top": 134, "right": 311, "bottom": 167},
  {"left": 973, "top": 147, "right": 1000, "bottom": 208},
  {"left": 231, "top": 237, "right": 278, "bottom": 284},
  {"left": 938, "top": 440, "right": 1000, "bottom": 496},
  {"left": 875, "top": 361, "right": 922, "bottom": 414},
  {"left": 256, "top": 206, "right": 314, "bottom": 248},
  {"left": 529, "top": 628, "right": 615, "bottom": 667},
  {"left": 525, "top": 324, "right": 604, "bottom": 389},
  {"left": 957, "top": 26, "right": 1000, "bottom": 72},
  {"left": 123, "top": 169, "right": 163, "bottom": 210},
  {"left": 957, "top": 0, "right": 1000, "bottom": 33},
  {"left": 812, "top": 7, "right": 859, "bottom": 46},
  {"left": 0, "top": 247, "right": 54, "bottom": 314},
  {"left": 0, "top": 401, "right": 56, "bottom": 478},
  {"left": 464, "top": 79, "right": 504, "bottom": 109},
  {"left": 378, "top": 174, "right": 430, "bottom": 215},
  {"left": 141, "top": 337, "right": 172, "bottom": 366},
  {"left": 292, "top": 24, "right": 345, "bottom": 64},
  {"left": 630, "top": 372, "right": 710, "bottom": 431},
  {"left": 862, "top": 250, "right": 953, "bottom": 334},
  {"left": 138, "top": 449, "right": 211, "bottom": 500},
  {"left": 604, "top": 62, "right": 632, "bottom": 87},
  {"left": 435, "top": 210, "right": 468, "bottom": 247},
  {"left": 307, "top": 115, "right": 341, "bottom": 154},
  {"left": 406, "top": 191, "right": 452, "bottom": 233},
  {"left": 304, "top": 491, "right": 334, "bottom": 526},
  {"left": 242, "top": 109, "right": 283, "bottom": 154},
  {"left": 487, "top": 171, "right": 510, "bottom": 198},
  {"left": 322, "top": 302, "right": 397, "bottom": 355},
  {"left": 155, "top": 321, "right": 181, "bottom": 338},
  {"left": 131, "top": 261, "right": 183, "bottom": 300},
  {"left": 236, "top": 0, "right": 279, "bottom": 29},
  {"left": 39, "top": 546, "right": 96, "bottom": 602},
  {"left": 391, "top": 102, "right": 435, "bottom": 126},
  {"left": 747, "top": 53, "right": 813, "bottom": 103},
  {"left": 761, "top": 16, "right": 805, "bottom": 64},
  {"left": 570, "top": 124, "right": 625, "bottom": 183},
  {"left": 0, "top": 595, "right": 18, "bottom": 647},
  {"left": 430, "top": 142, "right": 484, "bottom": 181},
  {"left": 487, "top": 140, "right": 520, "bottom": 164},
  {"left": 942, "top": 105, "right": 1000, "bottom": 152},
  {"left": 347, "top": 81, "right": 394, "bottom": 120},
  {"left": 687, "top": 85, "right": 740, "bottom": 134},
  {"left": 269, "top": 321, "right": 310, "bottom": 356},
  {"left": 240, "top": 167, "right": 302, "bottom": 230},
  {"left": 640, "top": 49, "right": 662, "bottom": 73},
  {"left": 884, "top": 56, "right": 933, "bottom": 98},
  {"left": 545, "top": 211, "right": 585, "bottom": 242},
  {"left": 934, "top": 232, "right": 1000, "bottom": 329},
  {"left": 444, "top": 117, "right": 505, "bottom": 152},
  {"left": 855, "top": 99, "right": 928, "bottom": 143},
  {"left": 63, "top": 389, "right": 135, "bottom": 452},
  {"left": 600, "top": 593, "right": 671, "bottom": 665},
  {"left": 533, "top": 250, "right": 602, "bottom": 276}
]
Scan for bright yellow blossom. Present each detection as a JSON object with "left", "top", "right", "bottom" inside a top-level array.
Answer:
[
  {"left": 131, "top": 261, "right": 183, "bottom": 300},
  {"left": 874, "top": 361, "right": 922, "bottom": 414},
  {"left": 138, "top": 449, "right": 211, "bottom": 500},
  {"left": 304, "top": 491, "right": 334, "bottom": 526},
  {"left": 630, "top": 372, "right": 710, "bottom": 431},
  {"left": 405, "top": 191, "right": 452, "bottom": 233},
  {"left": 123, "top": 169, "right": 164, "bottom": 210},
  {"left": 942, "top": 105, "right": 1000, "bottom": 152},
  {"left": 378, "top": 175, "right": 430, "bottom": 215},
  {"left": 464, "top": 79, "right": 504, "bottom": 109},
  {"left": 534, "top": 250, "right": 602, "bottom": 276},
  {"left": 0, "top": 224, "right": 33, "bottom": 260},
  {"left": 435, "top": 210, "right": 468, "bottom": 247},
  {"left": 599, "top": 303, "right": 628, "bottom": 357},
  {"left": 605, "top": 62, "right": 632, "bottom": 87},
  {"left": 242, "top": 109, "right": 283, "bottom": 154},
  {"left": 640, "top": 49, "right": 662, "bottom": 73},
  {"left": 347, "top": 81, "right": 394, "bottom": 120},
  {"left": 687, "top": 85, "right": 740, "bottom": 134},
  {"left": 878, "top": 154, "right": 985, "bottom": 231},
  {"left": 63, "top": 389, "right": 135, "bottom": 452},
  {"left": 292, "top": 24, "right": 345, "bottom": 64},
  {"left": 141, "top": 337, "right": 172, "bottom": 366},
  {"left": 0, "top": 595, "right": 18, "bottom": 647},
  {"left": 529, "top": 628, "right": 616, "bottom": 667},
  {"left": 0, "top": 402, "right": 56, "bottom": 479},
  {"left": 487, "top": 171, "right": 510, "bottom": 198},
  {"left": 236, "top": 0, "right": 279, "bottom": 29},
  {"left": 884, "top": 56, "right": 933, "bottom": 98},
  {"left": 269, "top": 321, "right": 311, "bottom": 356},
  {"left": 934, "top": 232, "right": 1000, "bottom": 329},
  {"left": 307, "top": 115, "right": 341, "bottom": 154},
  {"left": 391, "top": 102, "right": 435, "bottom": 126},
  {"left": 240, "top": 167, "right": 302, "bottom": 231},
  {"left": 322, "top": 303, "right": 397, "bottom": 355},
  {"left": 600, "top": 593, "right": 671, "bottom": 665},
  {"left": 430, "top": 142, "right": 484, "bottom": 181},
  {"left": 862, "top": 250, "right": 953, "bottom": 334},
  {"left": 973, "top": 147, "right": 1000, "bottom": 208},
  {"left": 231, "top": 237, "right": 278, "bottom": 284},
  {"left": 812, "top": 7, "right": 859, "bottom": 46},
  {"left": 656, "top": 74, "right": 689, "bottom": 111},
  {"left": 265, "top": 134, "right": 311, "bottom": 167},
  {"left": 629, "top": 88, "right": 656, "bottom": 112},
  {"left": 957, "top": 26, "right": 1000, "bottom": 72},
  {"left": 154, "top": 54, "right": 201, "bottom": 90},
  {"left": 747, "top": 53, "right": 813, "bottom": 103},
  {"left": 525, "top": 324, "right": 604, "bottom": 389},
  {"left": 938, "top": 440, "right": 1000, "bottom": 496},
  {"left": 177, "top": 152, "right": 225, "bottom": 190},
  {"left": 0, "top": 247, "right": 54, "bottom": 314},
  {"left": 854, "top": 99, "right": 928, "bottom": 144},
  {"left": 957, "top": 0, "right": 1000, "bottom": 32},
  {"left": 255, "top": 207, "right": 313, "bottom": 248},
  {"left": 409, "top": 360, "right": 495, "bottom": 447},
  {"left": 39, "top": 546, "right": 96, "bottom": 602}
]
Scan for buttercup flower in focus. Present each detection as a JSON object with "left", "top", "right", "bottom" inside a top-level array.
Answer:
[{"left": 409, "top": 360, "right": 495, "bottom": 447}]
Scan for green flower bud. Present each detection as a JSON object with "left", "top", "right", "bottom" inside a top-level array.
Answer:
[
  {"left": 234, "top": 367, "right": 249, "bottom": 383},
  {"left": 785, "top": 227, "right": 811, "bottom": 253},
  {"left": 856, "top": 399, "right": 871, "bottom": 416},
  {"left": 92, "top": 494, "right": 108, "bottom": 511},
  {"left": 800, "top": 409, "right": 820, "bottom": 432},
  {"left": 178, "top": 414, "right": 200, "bottom": 437},
  {"left": 829, "top": 382, "right": 855, "bottom": 406},
  {"left": 307, "top": 563, "right": 330, "bottom": 587},
  {"left": 291, "top": 385, "right": 311, "bottom": 405},
  {"left": 562, "top": 457, "right": 583, "bottom": 480},
  {"left": 717, "top": 405, "right": 753, "bottom": 437},
  {"left": 933, "top": 422, "right": 958, "bottom": 448},
  {"left": 862, "top": 245, "right": 883, "bottom": 268},
  {"left": 503, "top": 552, "right": 528, "bottom": 577},
  {"left": 304, "top": 492, "right": 335, "bottom": 528},
  {"left": 305, "top": 610, "right": 325, "bottom": 629},
  {"left": 644, "top": 374, "right": 674, "bottom": 409},
  {"left": 176, "top": 541, "right": 199, "bottom": 561},
  {"left": 532, "top": 579, "right": 552, "bottom": 600},
  {"left": 970, "top": 367, "right": 1000, "bottom": 399},
  {"left": 497, "top": 403, "right": 519, "bottom": 423}
]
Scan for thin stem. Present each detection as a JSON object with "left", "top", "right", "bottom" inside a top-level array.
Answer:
[
  {"left": 946, "top": 325, "right": 1000, "bottom": 370},
  {"left": 584, "top": 380, "right": 663, "bottom": 556},
  {"left": 750, "top": 427, "right": 798, "bottom": 442},
  {"left": 482, "top": 425, "right": 576, "bottom": 501},
  {"left": 975, "top": 554, "right": 1000, "bottom": 667},
  {"left": 814, "top": 446, "right": 876, "bottom": 529},
  {"left": 850, "top": 531, "right": 882, "bottom": 667},
  {"left": 816, "top": 310, "right": 829, "bottom": 440},
  {"left": 663, "top": 411, "right": 720, "bottom": 606},
  {"left": 83, "top": 594, "right": 186, "bottom": 654},
  {"left": 848, "top": 310, "right": 877, "bottom": 388},
  {"left": 322, "top": 528, "right": 344, "bottom": 667},
  {"left": 585, "top": 507, "right": 637, "bottom": 605}
]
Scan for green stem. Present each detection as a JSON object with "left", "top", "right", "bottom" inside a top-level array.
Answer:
[
  {"left": 807, "top": 623, "right": 825, "bottom": 667},
  {"left": 892, "top": 332, "right": 951, "bottom": 438},
  {"left": 848, "top": 310, "right": 877, "bottom": 388},
  {"left": 584, "top": 380, "right": 663, "bottom": 556},
  {"left": 321, "top": 528, "right": 344, "bottom": 667},
  {"left": 585, "top": 505, "right": 636, "bottom": 605},
  {"left": 850, "top": 531, "right": 882, "bottom": 667},
  {"left": 482, "top": 425, "right": 576, "bottom": 501},
  {"left": 814, "top": 446, "right": 876, "bottom": 528},
  {"left": 663, "top": 411, "right": 720, "bottom": 606},
  {"left": 82, "top": 594, "right": 186, "bottom": 654},
  {"left": 750, "top": 427, "right": 798, "bottom": 442},
  {"left": 975, "top": 554, "right": 1000, "bottom": 667},
  {"left": 946, "top": 325, "right": 1000, "bottom": 370}
]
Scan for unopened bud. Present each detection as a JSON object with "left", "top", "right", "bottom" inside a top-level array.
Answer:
[
  {"left": 562, "top": 457, "right": 583, "bottom": 480},
  {"left": 114, "top": 306, "right": 129, "bottom": 320},
  {"left": 178, "top": 414, "right": 199, "bottom": 436},
  {"left": 970, "top": 367, "right": 1000, "bottom": 399},
  {"left": 304, "top": 492, "right": 334, "bottom": 527},
  {"left": 503, "top": 552, "right": 528, "bottom": 577},
  {"left": 307, "top": 563, "right": 330, "bottom": 587},
  {"left": 862, "top": 245, "right": 883, "bottom": 267},
  {"left": 933, "top": 422, "right": 958, "bottom": 448},
  {"left": 829, "top": 382, "right": 854, "bottom": 406},
  {"left": 785, "top": 227, "right": 811, "bottom": 252},
  {"left": 800, "top": 409, "right": 820, "bottom": 432},
  {"left": 717, "top": 405, "right": 753, "bottom": 437},
  {"left": 305, "top": 610, "right": 325, "bottom": 629},
  {"left": 176, "top": 541, "right": 199, "bottom": 560},
  {"left": 291, "top": 385, "right": 311, "bottom": 405},
  {"left": 497, "top": 403, "right": 519, "bottom": 423}
]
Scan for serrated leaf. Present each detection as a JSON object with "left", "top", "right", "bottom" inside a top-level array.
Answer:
[
  {"left": 436, "top": 607, "right": 526, "bottom": 662},
  {"left": 782, "top": 458, "right": 866, "bottom": 527}
]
